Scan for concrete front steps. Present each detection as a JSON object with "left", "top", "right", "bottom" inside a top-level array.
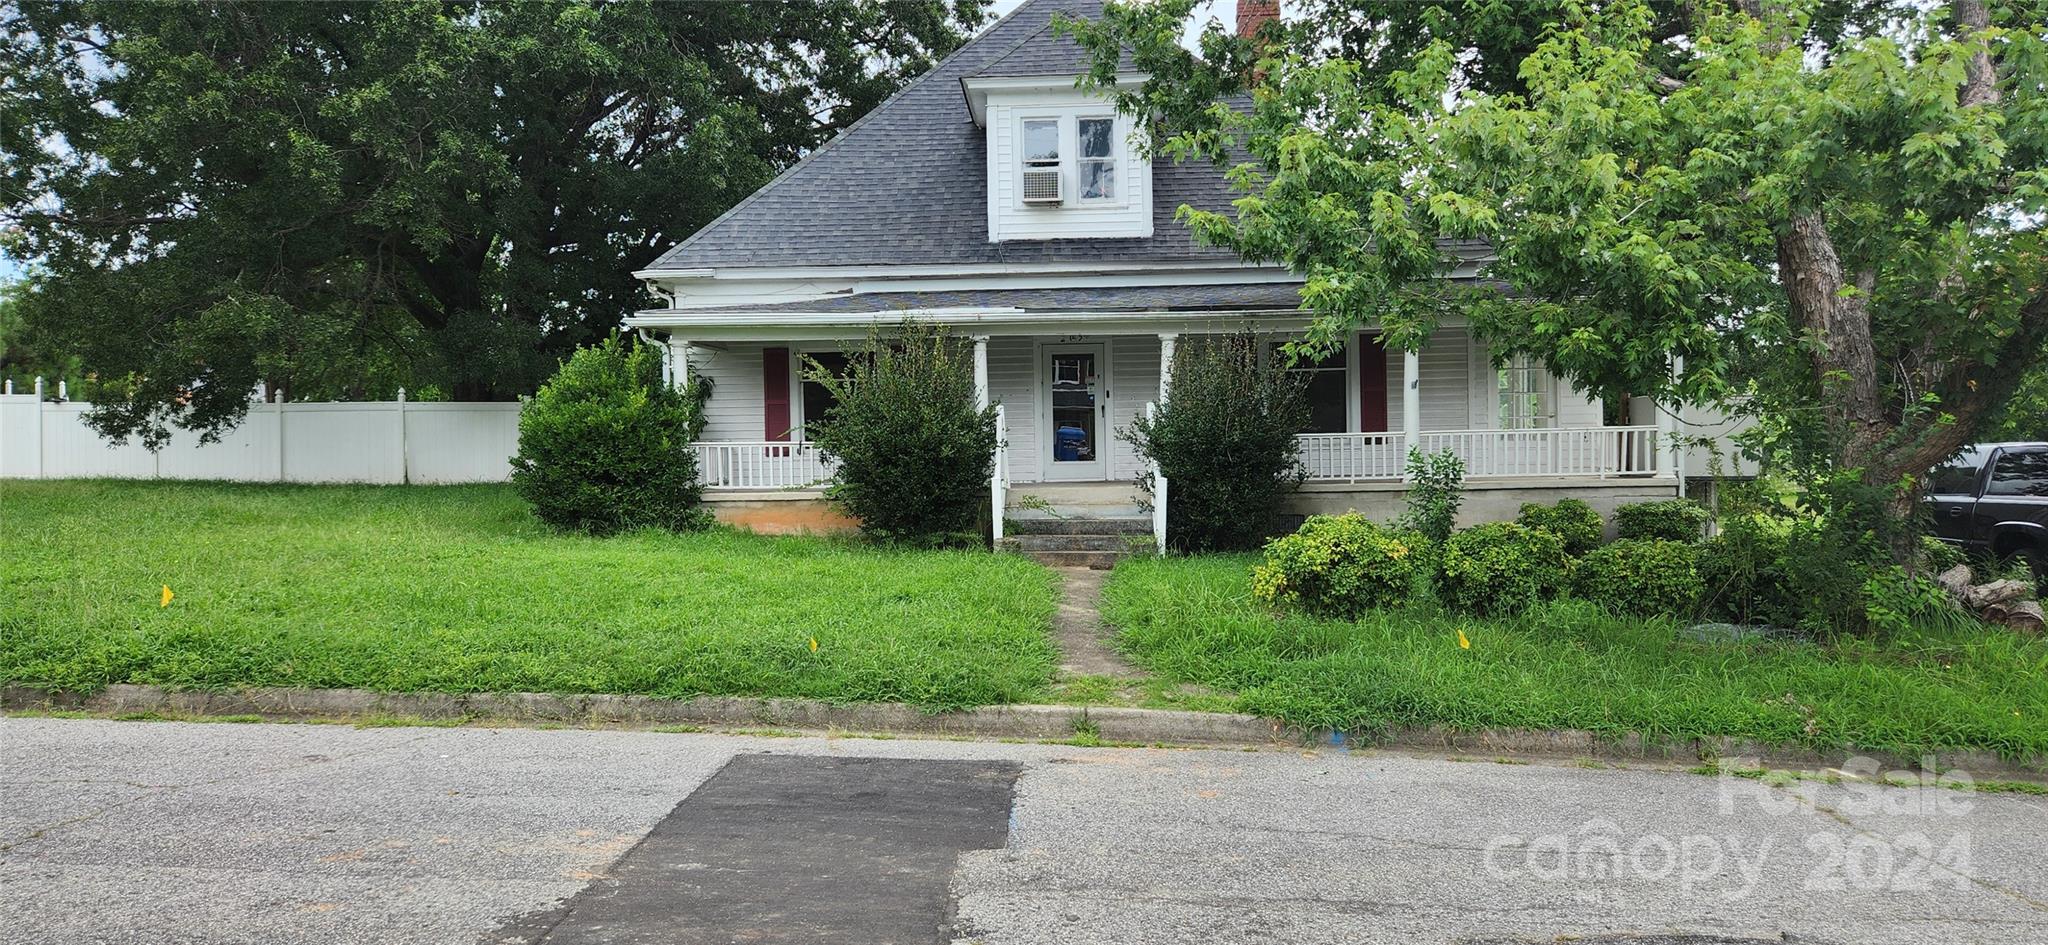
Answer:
[{"left": 1002, "top": 483, "right": 1150, "bottom": 569}]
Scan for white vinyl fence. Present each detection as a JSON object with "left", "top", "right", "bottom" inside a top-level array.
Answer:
[{"left": 0, "top": 382, "right": 520, "bottom": 484}]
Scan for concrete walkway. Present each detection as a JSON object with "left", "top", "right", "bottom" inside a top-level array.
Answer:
[
  {"left": 4, "top": 718, "right": 2045, "bottom": 944},
  {"left": 1052, "top": 567, "right": 1141, "bottom": 678}
]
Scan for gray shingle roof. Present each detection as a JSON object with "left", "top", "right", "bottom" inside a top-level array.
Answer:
[
  {"left": 645, "top": 0, "right": 1240, "bottom": 271},
  {"left": 662, "top": 282, "right": 1309, "bottom": 316}
]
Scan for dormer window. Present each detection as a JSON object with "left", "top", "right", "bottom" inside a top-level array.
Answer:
[
  {"left": 967, "top": 77, "right": 1152, "bottom": 240},
  {"left": 1077, "top": 117, "right": 1116, "bottom": 201}
]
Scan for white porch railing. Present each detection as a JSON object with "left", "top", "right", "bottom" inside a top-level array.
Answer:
[
  {"left": 1296, "top": 432, "right": 1406, "bottom": 483},
  {"left": 1297, "top": 426, "right": 1663, "bottom": 481},
  {"left": 693, "top": 441, "right": 835, "bottom": 490}
]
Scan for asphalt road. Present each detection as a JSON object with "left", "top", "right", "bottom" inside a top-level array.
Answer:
[{"left": 3, "top": 717, "right": 2044, "bottom": 944}]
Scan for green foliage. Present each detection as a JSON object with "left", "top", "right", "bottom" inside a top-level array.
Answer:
[
  {"left": 803, "top": 322, "right": 998, "bottom": 546},
  {"left": 1516, "top": 498, "right": 1604, "bottom": 555},
  {"left": 1698, "top": 515, "right": 1801, "bottom": 627},
  {"left": 1922, "top": 535, "right": 1967, "bottom": 574},
  {"left": 1573, "top": 539, "right": 1702, "bottom": 618},
  {"left": 0, "top": 481, "right": 1058, "bottom": 711},
  {"left": 1101, "top": 554, "right": 2048, "bottom": 758},
  {"left": 1121, "top": 332, "right": 1309, "bottom": 551},
  {"left": 1613, "top": 498, "right": 1711, "bottom": 543},
  {"left": 510, "top": 336, "right": 707, "bottom": 535},
  {"left": 1, "top": 1, "right": 982, "bottom": 446},
  {"left": 1862, "top": 566, "right": 1976, "bottom": 637},
  {"left": 1398, "top": 447, "right": 1465, "bottom": 544},
  {"left": 1436, "top": 522, "right": 1572, "bottom": 616},
  {"left": 1251, "top": 514, "right": 1430, "bottom": 618},
  {"left": 1072, "top": 0, "right": 2048, "bottom": 563}
]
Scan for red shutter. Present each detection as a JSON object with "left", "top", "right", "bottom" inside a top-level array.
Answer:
[
  {"left": 763, "top": 347, "right": 792, "bottom": 442},
  {"left": 1359, "top": 334, "right": 1390, "bottom": 433}
]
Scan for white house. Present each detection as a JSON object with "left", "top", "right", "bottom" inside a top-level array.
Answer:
[{"left": 624, "top": 0, "right": 1741, "bottom": 542}]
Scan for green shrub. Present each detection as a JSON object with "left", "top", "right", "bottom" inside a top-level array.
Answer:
[
  {"left": 1437, "top": 522, "right": 1573, "bottom": 616},
  {"left": 1121, "top": 332, "right": 1308, "bottom": 551},
  {"left": 1612, "top": 498, "right": 1711, "bottom": 543},
  {"left": 1697, "top": 515, "right": 1799, "bottom": 626},
  {"left": 803, "top": 321, "right": 998, "bottom": 546},
  {"left": 1572, "top": 539, "right": 1703, "bottom": 617},
  {"left": 1399, "top": 447, "right": 1466, "bottom": 544},
  {"left": 1516, "top": 498, "right": 1604, "bottom": 555},
  {"left": 1921, "top": 535, "right": 1966, "bottom": 574},
  {"left": 511, "top": 336, "right": 708, "bottom": 535},
  {"left": 1251, "top": 514, "right": 1430, "bottom": 618}
]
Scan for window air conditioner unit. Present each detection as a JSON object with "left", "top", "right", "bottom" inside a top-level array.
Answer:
[{"left": 1020, "top": 168, "right": 1063, "bottom": 205}]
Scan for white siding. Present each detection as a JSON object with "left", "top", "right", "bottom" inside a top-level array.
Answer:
[
  {"left": 988, "top": 336, "right": 1039, "bottom": 483},
  {"left": 1109, "top": 335, "right": 1162, "bottom": 482},
  {"left": 1386, "top": 328, "right": 1474, "bottom": 433},
  {"left": 692, "top": 342, "right": 770, "bottom": 442}
]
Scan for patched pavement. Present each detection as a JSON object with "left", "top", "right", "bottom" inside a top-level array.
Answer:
[{"left": 3, "top": 718, "right": 2044, "bottom": 944}]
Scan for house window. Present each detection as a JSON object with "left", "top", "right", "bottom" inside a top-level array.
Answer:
[
  {"left": 1498, "top": 354, "right": 1552, "bottom": 429},
  {"left": 1275, "top": 343, "right": 1349, "bottom": 434},
  {"left": 797, "top": 351, "right": 853, "bottom": 437},
  {"left": 1077, "top": 117, "right": 1116, "bottom": 201}
]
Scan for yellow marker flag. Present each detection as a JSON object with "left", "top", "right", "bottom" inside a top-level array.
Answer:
[
  {"left": 1456, "top": 629, "right": 1471, "bottom": 650},
  {"left": 808, "top": 637, "right": 819, "bottom": 653},
  {"left": 160, "top": 585, "right": 175, "bottom": 608}
]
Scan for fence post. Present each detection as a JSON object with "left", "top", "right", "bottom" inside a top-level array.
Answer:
[
  {"left": 31, "top": 377, "right": 45, "bottom": 479},
  {"left": 1146, "top": 401, "right": 1166, "bottom": 555},
  {"left": 990, "top": 404, "right": 1006, "bottom": 546},
  {"left": 396, "top": 387, "right": 410, "bottom": 485},
  {"left": 275, "top": 390, "right": 287, "bottom": 482}
]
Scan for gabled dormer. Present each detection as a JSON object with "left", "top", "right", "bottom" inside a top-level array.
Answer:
[{"left": 962, "top": 41, "right": 1151, "bottom": 242}]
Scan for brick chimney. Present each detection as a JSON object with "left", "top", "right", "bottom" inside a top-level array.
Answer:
[{"left": 1237, "top": 0, "right": 1278, "bottom": 38}]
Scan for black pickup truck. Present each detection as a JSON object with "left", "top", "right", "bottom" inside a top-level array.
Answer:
[{"left": 1927, "top": 443, "right": 2048, "bottom": 575}]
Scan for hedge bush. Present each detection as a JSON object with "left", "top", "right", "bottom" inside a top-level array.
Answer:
[
  {"left": 1251, "top": 514, "right": 1429, "bottom": 618},
  {"left": 1573, "top": 539, "right": 1703, "bottom": 617},
  {"left": 511, "top": 336, "right": 708, "bottom": 535},
  {"left": 803, "top": 321, "right": 998, "bottom": 546},
  {"left": 1613, "top": 498, "right": 1711, "bottom": 543},
  {"left": 1121, "top": 332, "right": 1308, "bottom": 551},
  {"left": 1516, "top": 498, "right": 1604, "bottom": 556},
  {"left": 1437, "top": 522, "right": 1573, "bottom": 616}
]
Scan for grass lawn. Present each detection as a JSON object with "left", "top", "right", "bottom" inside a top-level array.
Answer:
[
  {"left": 1103, "top": 555, "right": 2048, "bottom": 760},
  {"left": 1, "top": 481, "right": 1059, "bottom": 710}
]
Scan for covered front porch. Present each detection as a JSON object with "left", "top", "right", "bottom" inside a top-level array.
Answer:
[{"left": 654, "top": 324, "right": 1673, "bottom": 494}]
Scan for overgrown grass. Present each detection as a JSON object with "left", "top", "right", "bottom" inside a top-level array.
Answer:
[
  {"left": 0, "top": 481, "right": 1059, "bottom": 710},
  {"left": 1102, "top": 555, "right": 2048, "bottom": 760}
]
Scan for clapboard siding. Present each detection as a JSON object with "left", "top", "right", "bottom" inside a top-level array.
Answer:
[
  {"left": 1384, "top": 328, "right": 1473, "bottom": 432},
  {"left": 988, "top": 336, "right": 1039, "bottom": 483},
  {"left": 693, "top": 343, "right": 770, "bottom": 442},
  {"left": 1109, "top": 335, "right": 1162, "bottom": 482}
]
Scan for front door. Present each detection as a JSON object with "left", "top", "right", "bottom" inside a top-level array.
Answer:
[{"left": 1042, "top": 344, "right": 1108, "bottom": 481}]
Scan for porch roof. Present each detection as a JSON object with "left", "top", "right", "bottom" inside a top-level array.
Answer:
[{"left": 666, "top": 282, "right": 1307, "bottom": 316}]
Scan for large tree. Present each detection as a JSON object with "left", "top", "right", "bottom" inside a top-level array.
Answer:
[
  {"left": 1072, "top": 0, "right": 2046, "bottom": 553},
  {"left": 0, "top": 0, "right": 983, "bottom": 446}
]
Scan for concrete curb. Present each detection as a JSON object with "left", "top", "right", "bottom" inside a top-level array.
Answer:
[
  {"left": 4, "top": 684, "right": 2042, "bottom": 783},
  {"left": 0, "top": 684, "right": 1289, "bottom": 748}
]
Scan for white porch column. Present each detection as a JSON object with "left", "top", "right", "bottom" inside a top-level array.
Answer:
[
  {"left": 971, "top": 335, "right": 990, "bottom": 410},
  {"left": 1157, "top": 332, "right": 1178, "bottom": 405},
  {"left": 1402, "top": 349, "right": 1421, "bottom": 459},
  {"left": 667, "top": 338, "right": 693, "bottom": 390},
  {"left": 1665, "top": 354, "right": 1686, "bottom": 496}
]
